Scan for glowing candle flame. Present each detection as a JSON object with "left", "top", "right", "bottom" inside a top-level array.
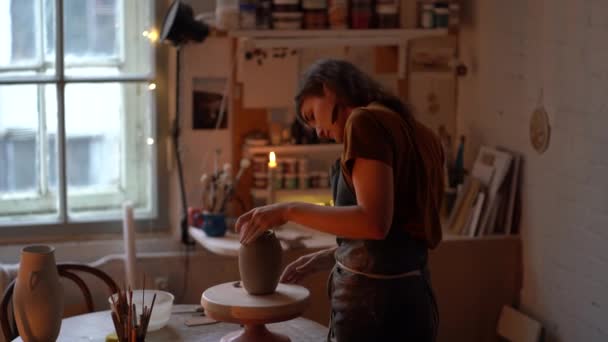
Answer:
[{"left": 268, "top": 152, "right": 277, "bottom": 168}]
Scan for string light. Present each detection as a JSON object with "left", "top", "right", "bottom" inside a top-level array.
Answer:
[{"left": 147, "top": 29, "right": 159, "bottom": 43}]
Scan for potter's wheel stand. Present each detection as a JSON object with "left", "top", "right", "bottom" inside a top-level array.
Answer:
[{"left": 201, "top": 282, "right": 310, "bottom": 342}]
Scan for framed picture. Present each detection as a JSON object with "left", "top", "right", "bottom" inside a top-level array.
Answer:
[{"left": 192, "top": 77, "right": 229, "bottom": 130}]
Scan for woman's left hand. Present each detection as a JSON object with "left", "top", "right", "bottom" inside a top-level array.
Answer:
[{"left": 235, "top": 203, "right": 290, "bottom": 245}]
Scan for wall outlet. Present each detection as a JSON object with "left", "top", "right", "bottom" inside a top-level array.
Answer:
[{"left": 155, "top": 276, "right": 169, "bottom": 291}]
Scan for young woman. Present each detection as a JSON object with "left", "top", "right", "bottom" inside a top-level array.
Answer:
[{"left": 236, "top": 59, "right": 444, "bottom": 341}]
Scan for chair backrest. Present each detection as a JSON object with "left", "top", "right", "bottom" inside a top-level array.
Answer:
[
  {"left": 1, "top": 263, "right": 118, "bottom": 341},
  {"left": 497, "top": 305, "right": 542, "bottom": 342}
]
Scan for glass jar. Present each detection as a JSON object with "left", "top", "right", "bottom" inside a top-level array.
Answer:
[
  {"left": 257, "top": 0, "right": 273, "bottom": 29},
  {"left": 252, "top": 156, "right": 268, "bottom": 173},
  {"left": 448, "top": 3, "right": 460, "bottom": 31},
  {"left": 350, "top": 0, "right": 373, "bottom": 28},
  {"left": 284, "top": 173, "right": 298, "bottom": 189},
  {"left": 328, "top": 0, "right": 349, "bottom": 29},
  {"left": 216, "top": 0, "right": 240, "bottom": 30},
  {"left": 253, "top": 172, "right": 268, "bottom": 189},
  {"left": 240, "top": 2, "right": 257, "bottom": 29},
  {"left": 434, "top": 3, "right": 449, "bottom": 28},
  {"left": 302, "top": 0, "right": 327, "bottom": 9},
  {"left": 297, "top": 158, "right": 309, "bottom": 173},
  {"left": 272, "top": 11, "right": 304, "bottom": 29},
  {"left": 376, "top": 3, "right": 399, "bottom": 28},
  {"left": 299, "top": 173, "right": 311, "bottom": 189},
  {"left": 420, "top": 3, "right": 435, "bottom": 29},
  {"left": 282, "top": 158, "right": 298, "bottom": 174}
]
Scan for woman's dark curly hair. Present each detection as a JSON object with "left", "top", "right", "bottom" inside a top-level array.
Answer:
[{"left": 294, "top": 59, "right": 413, "bottom": 124}]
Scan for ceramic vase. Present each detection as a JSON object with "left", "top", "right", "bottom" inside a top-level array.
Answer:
[
  {"left": 238, "top": 231, "right": 282, "bottom": 295},
  {"left": 13, "top": 245, "right": 64, "bottom": 342}
]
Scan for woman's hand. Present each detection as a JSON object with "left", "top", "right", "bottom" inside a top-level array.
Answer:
[
  {"left": 280, "top": 248, "right": 336, "bottom": 284},
  {"left": 236, "top": 203, "right": 290, "bottom": 245}
]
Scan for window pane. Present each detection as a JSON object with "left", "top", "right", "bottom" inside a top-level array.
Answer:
[
  {"left": 64, "top": 82, "right": 154, "bottom": 215},
  {"left": 46, "top": 0, "right": 118, "bottom": 59},
  {"left": 43, "top": 0, "right": 154, "bottom": 76},
  {"left": 0, "top": 84, "right": 59, "bottom": 221},
  {"left": 0, "top": 0, "right": 45, "bottom": 72}
]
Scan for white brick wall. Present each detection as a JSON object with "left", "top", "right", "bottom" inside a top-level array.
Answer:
[{"left": 458, "top": 0, "right": 608, "bottom": 341}]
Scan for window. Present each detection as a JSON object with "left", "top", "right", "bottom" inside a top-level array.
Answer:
[{"left": 0, "top": 0, "right": 158, "bottom": 226}]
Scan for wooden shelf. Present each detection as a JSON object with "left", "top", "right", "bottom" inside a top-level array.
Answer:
[
  {"left": 245, "top": 143, "right": 342, "bottom": 155},
  {"left": 232, "top": 28, "right": 448, "bottom": 77},
  {"left": 233, "top": 29, "right": 448, "bottom": 51},
  {"left": 230, "top": 28, "right": 448, "bottom": 39}
]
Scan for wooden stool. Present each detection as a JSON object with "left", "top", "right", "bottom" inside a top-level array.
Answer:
[{"left": 201, "top": 282, "right": 310, "bottom": 342}]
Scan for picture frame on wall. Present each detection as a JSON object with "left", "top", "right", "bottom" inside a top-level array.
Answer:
[{"left": 192, "top": 77, "right": 229, "bottom": 130}]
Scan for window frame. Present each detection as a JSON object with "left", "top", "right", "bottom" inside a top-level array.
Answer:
[{"left": 0, "top": 0, "right": 170, "bottom": 238}]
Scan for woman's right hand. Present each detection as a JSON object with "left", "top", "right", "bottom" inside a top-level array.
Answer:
[{"left": 280, "top": 247, "right": 336, "bottom": 284}]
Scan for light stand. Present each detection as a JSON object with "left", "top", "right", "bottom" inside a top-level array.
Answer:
[{"left": 161, "top": 0, "right": 211, "bottom": 245}]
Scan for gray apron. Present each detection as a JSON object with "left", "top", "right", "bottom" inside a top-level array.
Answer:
[{"left": 327, "top": 159, "right": 439, "bottom": 342}]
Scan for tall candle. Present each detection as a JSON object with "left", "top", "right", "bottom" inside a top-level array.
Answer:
[
  {"left": 267, "top": 151, "right": 277, "bottom": 204},
  {"left": 122, "top": 202, "right": 137, "bottom": 288}
]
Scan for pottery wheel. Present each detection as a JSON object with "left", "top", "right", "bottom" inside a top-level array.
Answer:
[{"left": 201, "top": 282, "right": 310, "bottom": 342}]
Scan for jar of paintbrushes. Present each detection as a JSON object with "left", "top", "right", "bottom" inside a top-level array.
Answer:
[
  {"left": 197, "top": 158, "right": 251, "bottom": 237},
  {"left": 108, "top": 287, "right": 156, "bottom": 342}
]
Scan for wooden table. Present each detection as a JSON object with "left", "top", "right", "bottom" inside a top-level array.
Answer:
[{"left": 12, "top": 305, "right": 327, "bottom": 342}]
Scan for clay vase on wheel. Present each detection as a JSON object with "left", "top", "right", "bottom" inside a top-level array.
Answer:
[{"left": 238, "top": 231, "right": 282, "bottom": 295}]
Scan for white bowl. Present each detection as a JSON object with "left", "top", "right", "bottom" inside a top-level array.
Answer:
[{"left": 109, "top": 290, "right": 174, "bottom": 332}]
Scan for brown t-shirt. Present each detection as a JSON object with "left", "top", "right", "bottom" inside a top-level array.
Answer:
[{"left": 340, "top": 103, "right": 444, "bottom": 249}]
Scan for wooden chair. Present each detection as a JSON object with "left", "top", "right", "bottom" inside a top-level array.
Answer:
[{"left": 1, "top": 263, "right": 119, "bottom": 341}]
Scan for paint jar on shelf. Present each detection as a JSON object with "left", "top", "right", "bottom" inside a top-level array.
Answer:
[
  {"left": 252, "top": 156, "right": 268, "bottom": 173},
  {"left": 328, "top": 0, "right": 349, "bottom": 29},
  {"left": 253, "top": 172, "right": 268, "bottom": 189},
  {"left": 448, "top": 2, "right": 460, "bottom": 32},
  {"left": 273, "top": 0, "right": 303, "bottom": 29},
  {"left": 282, "top": 158, "right": 298, "bottom": 174},
  {"left": 376, "top": 2, "right": 399, "bottom": 28},
  {"left": 298, "top": 159, "right": 309, "bottom": 174},
  {"left": 303, "top": 0, "right": 328, "bottom": 29},
  {"left": 284, "top": 173, "right": 298, "bottom": 189},
  {"left": 217, "top": 0, "right": 240, "bottom": 30},
  {"left": 299, "top": 172, "right": 311, "bottom": 189},
  {"left": 434, "top": 2, "right": 449, "bottom": 28},
  {"left": 350, "top": 0, "right": 373, "bottom": 28},
  {"left": 239, "top": 2, "right": 257, "bottom": 29},
  {"left": 257, "top": 0, "right": 273, "bottom": 29},
  {"left": 272, "top": 174, "right": 284, "bottom": 189},
  {"left": 420, "top": 2, "right": 435, "bottom": 29}
]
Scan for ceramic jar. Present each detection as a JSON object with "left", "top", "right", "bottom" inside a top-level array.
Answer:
[
  {"left": 238, "top": 231, "right": 282, "bottom": 295},
  {"left": 13, "top": 245, "right": 64, "bottom": 342}
]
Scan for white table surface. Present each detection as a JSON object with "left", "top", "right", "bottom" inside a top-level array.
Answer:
[
  {"left": 189, "top": 223, "right": 336, "bottom": 257},
  {"left": 13, "top": 304, "right": 327, "bottom": 342}
]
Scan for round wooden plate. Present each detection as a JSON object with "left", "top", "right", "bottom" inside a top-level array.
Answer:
[{"left": 201, "top": 282, "right": 310, "bottom": 342}]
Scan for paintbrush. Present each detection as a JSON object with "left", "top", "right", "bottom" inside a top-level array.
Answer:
[
  {"left": 199, "top": 173, "right": 211, "bottom": 211},
  {"left": 218, "top": 158, "right": 250, "bottom": 213},
  {"left": 213, "top": 163, "right": 233, "bottom": 212}
]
